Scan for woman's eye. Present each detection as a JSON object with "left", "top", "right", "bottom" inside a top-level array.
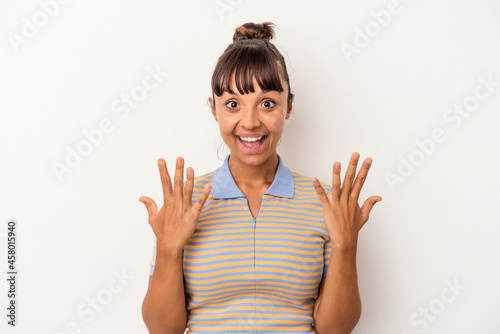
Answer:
[
  {"left": 226, "top": 101, "right": 238, "bottom": 109},
  {"left": 262, "top": 100, "right": 276, "bottom": 108}
]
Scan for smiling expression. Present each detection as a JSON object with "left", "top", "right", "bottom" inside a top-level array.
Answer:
[{"left": 210, "top": 72, "right": 293, "bottom": 167}]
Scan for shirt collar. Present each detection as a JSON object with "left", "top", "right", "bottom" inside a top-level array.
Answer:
[{"left": 211, "top": 153, "right": 295, "bottom": 199}]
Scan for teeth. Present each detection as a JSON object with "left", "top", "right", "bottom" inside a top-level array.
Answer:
[{"left": 239, "top": 136, "right": 264, "bottom": 142}]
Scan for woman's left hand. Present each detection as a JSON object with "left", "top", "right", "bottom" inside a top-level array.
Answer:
[{"left": 312, "top": 152, "right": 382, "bottom": 250}]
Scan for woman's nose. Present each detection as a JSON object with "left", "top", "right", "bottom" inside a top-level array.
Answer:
[{"left": 240, "top": 107, "right": 261, "bottom": 128}]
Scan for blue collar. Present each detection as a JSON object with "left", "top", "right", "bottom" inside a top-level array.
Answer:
[{"left": 211, "top": 153, "right": 295, "bottom": 199}]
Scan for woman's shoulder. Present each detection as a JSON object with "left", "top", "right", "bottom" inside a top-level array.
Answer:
[
  {"left": 292, "top": 171, "right": 330, "bottom": 188},
  {"left": 191, "top": 171, "right": 215, "bottom": 191},
  {"left": 188, "top": 169, "right": 333, "bottom": 197},
  {"left": 290, "top": 171, "right": 332, "bottom": 194}
]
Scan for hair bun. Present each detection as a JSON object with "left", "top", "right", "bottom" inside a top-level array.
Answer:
[{"left": 233, "top": 22, "right": 276, "bottom": 43}]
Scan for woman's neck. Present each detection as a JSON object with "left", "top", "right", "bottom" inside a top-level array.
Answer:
[{"left": 227, "top": 152, "right": 279, "bottom": 191}]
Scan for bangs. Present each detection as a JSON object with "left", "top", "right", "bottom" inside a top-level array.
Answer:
[{"left": 212, "top": 44, "right": 285, "bottom": 97}]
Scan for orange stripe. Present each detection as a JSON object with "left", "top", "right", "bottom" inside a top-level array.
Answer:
[{"left": 185, "top": 274, "right": 320, "bottom": 285}]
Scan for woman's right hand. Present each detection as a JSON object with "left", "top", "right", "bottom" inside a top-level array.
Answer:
[{"left": 139, "top": 157, "right": 211, "bottom": 258}]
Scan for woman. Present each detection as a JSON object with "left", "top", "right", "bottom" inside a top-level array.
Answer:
[{"left": 140, "top": 22, "right": 382, "bottom": 334}]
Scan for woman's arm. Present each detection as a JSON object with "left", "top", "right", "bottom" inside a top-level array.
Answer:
[
  {"left": 313, "top": 245, "right": 361, "bottom": 334},
  {"left": 139, "top": 157, "right": 212, "bottom": 334},
  {"left": 142, "top": 250, "right": 187, "bottom": 334},
  {"left": 311, "top": 152, "right": 382, "bottom": 334}
]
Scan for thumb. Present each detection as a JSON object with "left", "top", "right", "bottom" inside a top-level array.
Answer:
[
  {"left": 138, "top": 196, "right": 158, "bottom": 220},
  {"left": 360, "top": 196, "right": 382, "bottom": 222}
]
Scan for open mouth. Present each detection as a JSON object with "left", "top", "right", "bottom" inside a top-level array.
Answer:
[{"left": 237, "top": 135, "right": 266, "bottom": 149}]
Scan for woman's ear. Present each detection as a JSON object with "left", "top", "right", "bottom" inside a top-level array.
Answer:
[
  {"left": 285, "top": 94, "right": 293, "bottom": 119},
  {"left": 209, "top": 97, "right": 217, "bottom": 121}
]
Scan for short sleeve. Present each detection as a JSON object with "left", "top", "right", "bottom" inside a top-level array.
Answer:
[{"left": 322, "top": 184, "right": 333, "bottom": 277}]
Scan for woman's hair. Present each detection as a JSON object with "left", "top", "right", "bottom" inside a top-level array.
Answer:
[{"left": 211, "top": 22, "right": 294, "bottom": 105}]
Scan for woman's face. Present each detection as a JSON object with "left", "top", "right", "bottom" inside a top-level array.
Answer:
[{"left": 209, "top": 73, "right": 293, "bottom": 167}]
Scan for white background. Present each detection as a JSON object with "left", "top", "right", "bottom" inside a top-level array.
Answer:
[{"left": 1, "top": 0, "right": 500, "bottom": 333}]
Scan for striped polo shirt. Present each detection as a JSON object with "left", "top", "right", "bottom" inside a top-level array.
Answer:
[{"left": 149, "top": 153, "right": 332, "bottom": 333}]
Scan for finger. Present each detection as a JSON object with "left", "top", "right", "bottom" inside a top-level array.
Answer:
[
  {"left": 138, "top": 196, "right": 158, "bottom": 223},
  {"left": 350, "top": 157, "right": 372, "bottom": 202},
  {"left": 340, "top": 152, "right": 360, "bottom": 200},
  {"left": 174, "top": 157, "right": 184, "bottom": 208},
  {"left": 312, "top": 177, "right": 331, "bottom": 209},
  {"left": 158, "top": 158, "right": 173, "bottom": 206},
  {"left": 331, "top": 162, "right": 341, "bottom": 202},
  {"left": 193, "top": 183, "right": 212, "bottom": 213},
  {"left": 360, "top": 196, "right": 382, "bottom": 227},
  {"left": 184, "top": 167, "right": 194, "bottom": 210}
]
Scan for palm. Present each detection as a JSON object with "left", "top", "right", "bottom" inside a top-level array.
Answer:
[
  {"left": 312, "top": 152, "right": 382, "bottom": 249},
  {"left": 139, "top": 157, "right": 212, "bottom": 256}
]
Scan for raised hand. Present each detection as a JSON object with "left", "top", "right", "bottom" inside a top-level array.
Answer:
[
  {"left": 139, "top": 157, "right": 211, "bottom": 257},
  {"left": 312, "top": 152, "right": 382, "bottom": 250}
]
